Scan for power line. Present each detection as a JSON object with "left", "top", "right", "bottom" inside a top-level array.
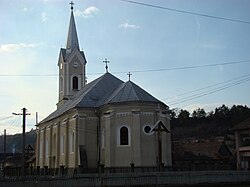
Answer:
[
  {"left": 164, "top": 73, "right": 250, "bottom": 100},
  {"left": 0, "top": 59, "right": 249, "bottom": 77},
  {"left": 0, "top": 74, "right": 58, "bottom": 77},
  {"left": 167, "top": 76, "right": 250, "bottom": 106},
  {"left": 120, "top": 0, "right": 250, "bottom": 25},
  {"left": 168, "top": 76, "right": 250, "bottom": 105},
  {"left": 114, "top": 60, "right": 250, "bottom": 74},
  {"left": 0, "top": 116, "right": 14, "bottom": 122}
]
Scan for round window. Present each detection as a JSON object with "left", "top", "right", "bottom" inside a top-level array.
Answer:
[{"left": 144, "top": 125, "right": 152, "bottom": 134}]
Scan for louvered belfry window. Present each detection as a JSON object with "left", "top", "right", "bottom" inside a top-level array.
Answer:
[{"left": 73, "top": 76, "right": 78, "bottom": 90}]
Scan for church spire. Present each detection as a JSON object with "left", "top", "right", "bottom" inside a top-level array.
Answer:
[
  {"left": 66, "top": 1, "right": 79, "bottom": 50},
  {"left": 57, "top": 1, "right": 87, "bottom": 108}
]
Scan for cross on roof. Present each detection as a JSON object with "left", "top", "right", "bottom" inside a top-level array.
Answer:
[
  {"left": 70, "top": 1, "right": 74, "bottom": 10},
  {"left": 127, "top": 72, "right": 132, "bottom": 81},
  {"left": 103, "top": 58, "right": 110, "bottom": 73}
]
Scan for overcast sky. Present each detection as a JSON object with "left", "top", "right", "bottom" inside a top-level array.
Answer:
[{"left": 0, "top": 0, "right": 250, "bottom": 134}]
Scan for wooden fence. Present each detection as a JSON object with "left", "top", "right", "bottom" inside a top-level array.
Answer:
[{"left": 1, "top": 170, "right": 250, "bottom": 187}]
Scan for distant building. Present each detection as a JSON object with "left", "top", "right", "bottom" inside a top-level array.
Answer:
[
  {"left": 0, "top": 144, "right": 35, "bottom": 167},
  {"left": 172, "top": 139, "right": 235, "bottom": 171},
  {"left": 35, "top": 3, "right": 171, "bottom": 170},
  {"left": 232, "top": 118, "right": 250, "bottom": 170}
]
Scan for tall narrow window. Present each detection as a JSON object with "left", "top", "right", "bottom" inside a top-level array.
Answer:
[
  {"left": 61, "top": 135, "right": 65, "bottom": 154},
  {"left": 46, "top": 139, "right": 49, "bottom": 158},
  {"left": 71, "top": 132, "right": 75, "bottom": 153},
  {"left": 72, "top": 76, "right": 78, "bottom": 90},
  {"left": 40, "top": 139, "right": 43, "bottom": 158},
  {"left": 120, "top": 127, "right": 128, "bottom": 145},
  {"left": 53, "top": 134, "right": 56, "bottom": 156},
  {"left": 101, "top": 128, "right": 105, "bottom": 149}
]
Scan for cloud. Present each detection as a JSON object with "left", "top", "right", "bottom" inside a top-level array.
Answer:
[
  {"left": 42, "top": 0, "right": 62, "bottom": 2},
  {"left": 74, "top": 6, "right": 99, "bottom": 18},
  {"left": 0, "top": 43, "right": 43, "bottom": 53},
  {"left": 41, "top": 12, "right": 48, "bottom": 22},
  {"left": 119, "top": 21, "right": 140, "bottom": 29},
  {"left": 22, "top": 7, "right": 33, "bottom": 12}
]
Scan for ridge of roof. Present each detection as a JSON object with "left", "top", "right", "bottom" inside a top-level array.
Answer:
[
  {"left": 39, "top": 73, "right": 167, "bottom": 125},
  {"left": 105, "top": 80, "right": 161, "bottom": 104},
  {"left": 39, "top": 73, "right": 123, "bottom": 124},
  {"left": 75, "top": 72, "right": 124, "bottom": 108}
]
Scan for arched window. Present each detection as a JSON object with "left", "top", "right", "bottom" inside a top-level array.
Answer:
[
  {"left": 120, "top": 126, "right": 129, "bottom": 145},
  {"left": 72, "top": 76, "right": 78, "bottom": 90}
]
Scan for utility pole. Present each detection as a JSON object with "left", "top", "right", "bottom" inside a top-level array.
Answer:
[
  {"left": 12, "top": 108, "right": 30, "bottom": 178},
  {"left": 3, "top": 129, "right": 6, "bottom": 168}
]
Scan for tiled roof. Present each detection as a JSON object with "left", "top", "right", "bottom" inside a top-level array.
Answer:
[
  {"left": 172, "top": 141, "right": 233, "bottom": 161},
  {"left": 39, "top": 73, "right": 166, "bottom": 124}
]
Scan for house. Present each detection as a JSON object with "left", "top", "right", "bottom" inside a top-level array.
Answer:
[
  {"left": 232, "top": 118, "right": 250, "bottom": 170},
  {"left": 172, "top": 139, "right": 234, "bottom": 171},
  {"left": 35, "top": 3, "right": 171, "bottom": 170}
]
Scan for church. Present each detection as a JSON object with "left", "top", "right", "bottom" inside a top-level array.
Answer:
[{"left": 36, "top": 3, "right": 172, "bottom": 170}]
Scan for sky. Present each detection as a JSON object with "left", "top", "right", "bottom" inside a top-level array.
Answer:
[{"left": 0, "top": 0, "right": 250, "bottom": 134}]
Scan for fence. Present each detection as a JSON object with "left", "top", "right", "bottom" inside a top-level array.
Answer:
[
  {"left": 2, "top": 166, "right": 168, "bottom": 177},
  {"left": 1, "top": 170, "right": 250, "bottom": 187}
]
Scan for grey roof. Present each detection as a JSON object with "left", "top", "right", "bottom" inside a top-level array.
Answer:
[
  {"left": 60, "top": 48, "right": 86, "bottom": 62},
  {"left": 40, "top": 73, "right": 166, "bottom": 124},
  {"left": 66, "top": 11, "right": 79, "bottom": 50},
  {"left": 104, "top": 80, "right": 161, "bottom": 104}
]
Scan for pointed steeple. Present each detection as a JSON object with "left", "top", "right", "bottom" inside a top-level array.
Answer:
[
  {"left": 57, "top": 1, "right": 87, "bottom": 108},
  {"left": 66, "top": 2, "right": 79, "bottom": 50}
]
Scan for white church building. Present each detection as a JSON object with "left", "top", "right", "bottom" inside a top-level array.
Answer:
[{"left": 36, "top": 2, "right": 172, "bottom": 170}]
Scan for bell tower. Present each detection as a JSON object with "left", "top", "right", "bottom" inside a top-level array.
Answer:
[{"left": 57, "top": 1, "right": 87, "bottom": 108}]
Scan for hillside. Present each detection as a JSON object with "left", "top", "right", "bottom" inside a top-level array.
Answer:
[
  {"left": 0, "top": 105, "right": 249, "bottom": 153},
  {"left": 0, "top": 130, "right": 36, "bottom": 153},
  {"left": 171, "top": 104, "right": 250, "bottom": 140}
]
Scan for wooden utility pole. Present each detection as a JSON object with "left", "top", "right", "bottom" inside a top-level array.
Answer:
[
  {"left": 13, "top": 108, "right": 30, "bottom": 178},
  {"left": 3, "top": 129, "right": 6, "bottom": 167}
]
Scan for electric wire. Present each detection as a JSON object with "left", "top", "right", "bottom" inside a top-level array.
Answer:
[
  {"left": 0, "top": 116, "right": 14, "bottom": 122},
  {"left": 0, "top": 59, "right": 249, "bottom": 77},
  {"left": 112, "top": 60, "right": 250, "bottom": 74},
  {"left": 163, "top": 73, "right": 250, "bottom": 100},
  {"left": 120, "top": 0, "right": 250, "bottom": 25},
  {"left": 1, "top": 115, "right": 23, "bottom": 133},
  {"left": 167, "top": 76, "right": 250, "bottom": 106}
]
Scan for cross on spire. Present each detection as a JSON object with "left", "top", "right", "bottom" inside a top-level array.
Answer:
[
  {"left": 103, "top": 58, "right": 110, "bottom": 73},
  {"left": 127, "top": 72, "right": 132, "bottom": 81},
  {"left": 70, "top": 1, "right": 74, "bottom": 10}
]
